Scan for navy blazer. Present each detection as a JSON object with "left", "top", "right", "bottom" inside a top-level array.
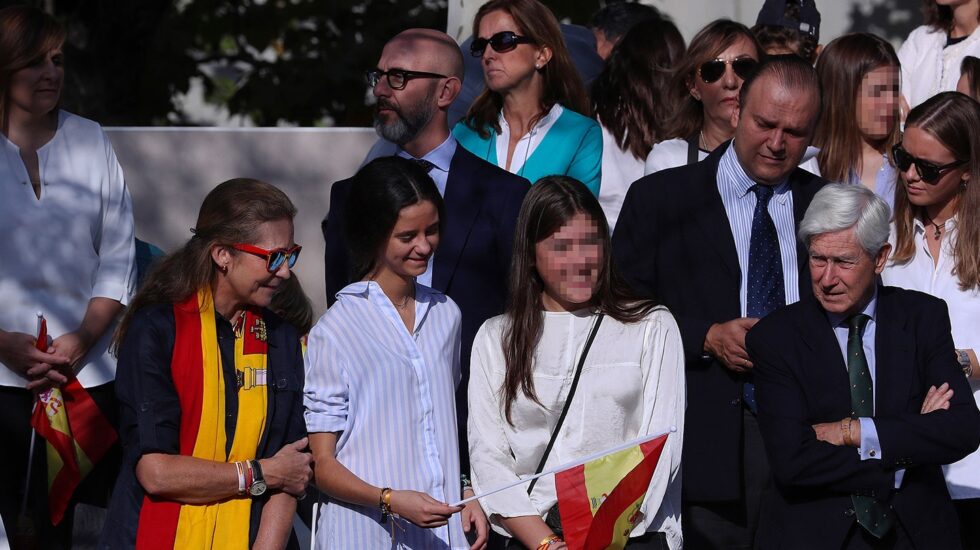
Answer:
[
  {"left": 612, "top": 143, "right": 826, "bottom": 501},
  {"left": 747, "top": 287, "right": 980, "bottom": 549},
  {"left": 322, "top": 144, "right": 529, "bottom": 470}
]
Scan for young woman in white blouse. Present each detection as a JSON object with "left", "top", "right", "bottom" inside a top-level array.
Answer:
[
  {"left": 0, "top": 6, "right": 135, "bottom": 546},
  {"left": 467, "top": 176, "right": 685, "bottom": 550},
  {"left": 882, "top": 91, "right": 980, "bottom": 547},
  {"left": 305, "top": 157, "right": 487, "bottom": 549}
]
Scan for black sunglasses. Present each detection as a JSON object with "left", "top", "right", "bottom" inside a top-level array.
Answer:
[
  {"left": 891, "top": 144, "right": 965, "bottom": 184},
  {"left": 470, "top": 31, "right": 535, "bottom": 57},
  {"left": 698, "top": 57, "right": 758, "bottom": 84},
  {"left": 365, "top": 68, "right": 447, "bottom": 90}
]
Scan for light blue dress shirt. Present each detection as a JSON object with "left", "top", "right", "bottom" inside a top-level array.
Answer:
[
  {"left": 397, "top": 135, "right": 455, "bottom": 288},
  {"left": 716, "top": 143, "right": 800, "bottom": 316},
  {"left": 304, "top": 281, "right": 467, "bottom": 549}
]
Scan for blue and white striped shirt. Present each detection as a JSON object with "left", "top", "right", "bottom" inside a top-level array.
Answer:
[
  {"left": 716, "top": 143, "right": 800, "bottom": 317},
  {"left": 304, "top": 281, "right": 466, "bottom": 549}
]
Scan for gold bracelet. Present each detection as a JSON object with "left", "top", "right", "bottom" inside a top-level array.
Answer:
[
  {"left": 379, "top": 487, "right": 393, "bottom": 522},
  {"left": 537, "top": 534, "right": 562, "bottom": 550}
]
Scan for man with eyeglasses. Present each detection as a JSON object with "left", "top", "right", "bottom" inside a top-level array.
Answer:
[
  {"left": 613, "top": 55, "right": 827, "bottom": 549},
  {"left": 321, "top": 26, "right": 529, "bottom": 485}
]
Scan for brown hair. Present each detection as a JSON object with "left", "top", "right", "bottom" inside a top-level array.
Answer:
[
  {"left": 813, "top": 33, "right": 900, "bottom": 183},
  {"left": 0, "top": 5, "right": 65, "bottom": 132},
  {"left": 892, "top": 92, "right": 980, "bottom": 291},
  {"left": 962, "top": 56, "right": 980, "bottom": 100},
  {"left": 922, "top": 0, "right": 980, "bottom": 32},
  {"left": 592, "top": 18, "right": 685, "bottom": 160},
  {"left": 663, "top": 19, "right": 761, "bottom": 141},
  {"left": 501, "top": 176, "right": 660, "bottom": 424},
  {"left": 462, "top": 0, "right": 591, "bottom": 139},
  {"left": 114, "top": 179, "right": 298, "bottom": 349}
]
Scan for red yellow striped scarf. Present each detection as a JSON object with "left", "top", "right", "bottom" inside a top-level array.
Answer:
[{"left": 135, "top": 289, "right": 268, "bottom": 549}]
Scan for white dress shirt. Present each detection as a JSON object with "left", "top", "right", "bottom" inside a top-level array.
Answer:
[
  {"left": 467, "top": 308, "right": 686, "bottom": 549},
  {"left": 882, "top": 217, "right": 980, "bottom": 498},
  {"left": 0, "top": 110, "right": 136, "bottom": 388}
]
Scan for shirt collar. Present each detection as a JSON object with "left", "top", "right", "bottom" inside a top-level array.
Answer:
[
  {"left": 720, "top": 142, "right": 792, "bottom": 202},
  {"left": 335, "top": 280, "right": 437, "bottom": 327},
  {"left": 497, "top": 103, "right": 563, "bottom": 136},
  {"left": 826, "top": 285, "right": 879, "bottom": 329},
  {"left": 397, "top": 134, "right": 457, "bottom": 174}
]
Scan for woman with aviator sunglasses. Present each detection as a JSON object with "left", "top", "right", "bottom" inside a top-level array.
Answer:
[
  {"left": 453, "top": 0, "right": 602, "bottom": 197},
  {"left": 102, "top": 179, "right": 313, "bottom": 549},
  {"left": 882, "top": 91, "right": 980, "bottom": 548},
  {"left": 644, "top": 20, "right": 761, "bottom": 175}
]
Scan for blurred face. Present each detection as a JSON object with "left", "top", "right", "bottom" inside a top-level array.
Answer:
[
  {"left": 856, "top": 65, "right": 899, "bottom": 142},
  {"left": 372, "top": 40, "right": 440, "bottom": 145},
  {"left": 899, "top": 125, "right": 970, "bottom": 212},
  {"left": 374, "top": 200, "right": 440, "bottom": 280},
  {"left": 8, "top": 47, "right": 63, "bottom": 118},
  {"left": 809, "top": 228, "right": 890, "bottom": 317},
  {"left": 691, "top": 35, "right": 758, "bottom": 129},
  {"left": 476, "top": 10, "right": 550, "bottom": 96},
  {"left": 535, "top": 213, "right": 603, "bottom": 312},
  {"left": 732, "top": 76, "right": 819, "bottom": 186},
  {"left": 218, "top": 219, "right": 295, "bottom": 310}
]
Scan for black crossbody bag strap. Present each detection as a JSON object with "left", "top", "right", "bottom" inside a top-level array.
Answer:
[
  {"left": 526, "top": 313, "right": 605, "bottom": 495},
  {"left": 686, "top": 133, "right": 700, "bottom": 165}
]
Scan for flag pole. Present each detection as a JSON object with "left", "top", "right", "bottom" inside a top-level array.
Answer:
[
  {"left": 451, "top": 427, "right": 676, "bottom": 507},
  {"left": 18, "top": 312, "right": 44, "bottom": 536}
]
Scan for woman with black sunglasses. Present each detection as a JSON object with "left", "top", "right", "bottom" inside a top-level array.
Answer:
[
  {"left": 453, "top": 0, "right": 602, "bottom": 197},
  {"left": 882, "top": 91, "right": 980, "bottom": 548},
  {"left": 102, "top": 179, "right": 313, "bottom": 549},
  {"left": 644, "top": 20, "right": 761, "bottom": 175}
]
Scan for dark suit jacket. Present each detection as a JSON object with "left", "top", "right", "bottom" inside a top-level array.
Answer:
[
  {"left": 746, "top": 287, "right": 980, "bottom": 549},
  {"left": 322, "top": 144, "right": 530, "bottom": 471},
  {"left": 611, "top": 143, "right": 826, "bottom": 501}
]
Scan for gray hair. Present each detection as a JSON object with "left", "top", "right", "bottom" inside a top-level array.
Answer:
[{"left": 798, "top": 183, "right": 890, "bottom": 256}]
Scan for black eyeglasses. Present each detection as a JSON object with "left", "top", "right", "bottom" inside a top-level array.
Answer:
[
  {"left": 891, "top": 144, "right": 965, "bottom": 184},
  {"left": 365, "top": 68, "right": 447, "bottom": 90},
  {"left": 698, "top": 57, "right": 758, "bottom": 84},
  {"left": 470, "top": 31, "right": 535, "bottom": 57}
]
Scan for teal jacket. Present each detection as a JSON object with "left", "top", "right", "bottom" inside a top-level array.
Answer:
[{"left": 452, "top": 106, "right": 602, "bottom": 196}]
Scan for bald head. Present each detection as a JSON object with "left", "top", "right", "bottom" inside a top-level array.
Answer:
[{"left": 385, "top": 28, "right": 464, "bottom": 82}]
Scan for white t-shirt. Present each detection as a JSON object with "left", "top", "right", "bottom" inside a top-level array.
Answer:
[
  {"left": 0, "top": 111, "right": 136, "bottom": 388},
  {"left": 598, "top": 123, "right": 645, "bottom": 233},
  {"left": 882, "top": 218, "right": 980, "bottom": 499},
  {"left": 899, "top": 24, "right": 980, "bottom": 109}
]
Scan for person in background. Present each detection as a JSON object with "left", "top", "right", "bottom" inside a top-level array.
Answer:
[
  {"left": 454, "top": 0, "right": 602, "bottom": 197},
  {"left": 882, "top": 91, "right": 980, "bottom": 548},
  {"left": 644, "top": 20, "right": 761, "bottom": 174},
  {"left": 0, "top": 6, "right": 136, "bottom": 547},
  {"left": 589, "top": 0, "right": 666, "bottom": 61},
  {"left": 592, "top": 18, "right": 684, "bottom": 232},
  {"left": 271, "top": 275, "right": 315, "bottom": 338},
  {"left": 102, "top": 179, "right": 312, "bottom": 549},
  {"left": 751, "top": 0, "right": 821, "bottom": 63},
  {"left": 308, "top": 157, "right": 487, "bottom": 549},
  {"left": 804, "top": 33, "right": 902, "bottom": 211},
  {"left": 899, "top": 0, "right": 980, "bottom": 109},
  {"left": 468, "top": 176, "right": 685, "bottom": 550},
  {"left": 958, "top": 54, "right": 980, "bottom": 99}
]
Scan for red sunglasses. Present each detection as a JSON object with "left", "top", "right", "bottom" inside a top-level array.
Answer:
[{"left": 232, "top": 243, "right": 302, "bottom": 272}]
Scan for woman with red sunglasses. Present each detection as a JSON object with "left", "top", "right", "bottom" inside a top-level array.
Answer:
[
  {"left": 102, "top": 178, "right": 313, "bottom": 549},
  {"left": 644, "top": 20, "right": 761, "bottom": 175},
  {"left": 883, "top": 91, "right": 980, "bottom": 548}
]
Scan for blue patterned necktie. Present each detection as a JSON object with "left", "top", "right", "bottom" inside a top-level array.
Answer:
[{"left": 743, "top": 184, "right": 785, "bottom": 412}]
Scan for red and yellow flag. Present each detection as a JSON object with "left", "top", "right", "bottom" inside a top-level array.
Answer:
[
  {"left": 30, "top": 316, "right": 118, "bottom": 525},
  {"left": 555, "top": 433, "right": 669, "bottom": 550}
]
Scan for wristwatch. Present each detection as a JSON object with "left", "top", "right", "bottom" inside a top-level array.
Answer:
[{"left": 248, "top": 459, "right": 267, "bottom": 496}]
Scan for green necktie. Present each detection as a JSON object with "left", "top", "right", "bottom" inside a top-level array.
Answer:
[{"left": 847, "top": 314, "right": 895, "bottom": 538}]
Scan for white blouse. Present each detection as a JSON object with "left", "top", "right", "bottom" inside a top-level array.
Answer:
[
  {"left": 598, "top": 123, "right": 645, "bottom": 234},
  {"left": 467, "top": 308, "right": 685, "bottom": 548},
  {"left": 0, "top": 111, "right": 136, "bottom": 388},
  {"left": 882, "top": 218, "right": 980, "bottom": 499}
]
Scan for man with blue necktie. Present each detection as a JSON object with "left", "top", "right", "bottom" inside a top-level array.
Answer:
[
  {"left": 613, "top": 55, "right": 826, "bottom": 548},
  {"left": 747, "top": 183, "right": 980, "bottom": 549}
]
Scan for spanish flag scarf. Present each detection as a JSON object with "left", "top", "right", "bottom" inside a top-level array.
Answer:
[{"left": 135, "top": 289, "right": 269, "bottom": 550}]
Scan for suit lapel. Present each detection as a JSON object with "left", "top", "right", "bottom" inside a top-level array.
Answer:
[
  {"left": 692, "top": 152, "right": 740, "bottom": 281},
  {"left": 433, "top": 148, "right": 482, "bottom": 293},
  {"left": 800, "top": 298, "right": 853, "bottom": 413},
  {"left": 873, "top": 287, "right": 913, "bottom": 414}
]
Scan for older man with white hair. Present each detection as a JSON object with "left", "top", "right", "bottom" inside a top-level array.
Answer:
[{"left": 746, "top": 183, "right": 980, "bottom": 549}]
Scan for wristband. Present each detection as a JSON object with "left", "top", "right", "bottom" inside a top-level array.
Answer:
[
  {"left": 537, "top": 534, "right": 562, "bottom": 550},
  {"left": 235, "top": 461, "right": 246, "bottom": 495}
]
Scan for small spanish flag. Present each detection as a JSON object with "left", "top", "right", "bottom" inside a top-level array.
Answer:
[
  {"left": 30, "top": 315, "right": 117, "bottom": 525},
  {"left": 555, "top": 433, "right": 669, "bottom": 550}
]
